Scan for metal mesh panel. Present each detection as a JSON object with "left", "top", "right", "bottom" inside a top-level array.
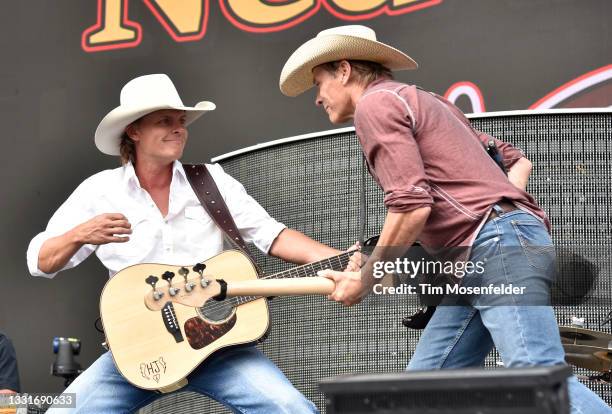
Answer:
[{"left": 141, "top": 112, "right": 612, "bottom": 413}]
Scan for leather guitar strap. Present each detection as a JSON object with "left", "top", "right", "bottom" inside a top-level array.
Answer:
[
  {"left": 183, "top": 163, "right": 261, "bottom": 274},
  {"left": 359, "top": 154, "right": 367, "bottom": 248}
]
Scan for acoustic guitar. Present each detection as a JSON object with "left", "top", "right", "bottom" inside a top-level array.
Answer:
[{"left": 100, "top": 249, "right": 350, "bottom": 392}]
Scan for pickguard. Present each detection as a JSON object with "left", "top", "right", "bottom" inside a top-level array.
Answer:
[{"left": 184, "top": 313, "right": 237, "bottom": 350}]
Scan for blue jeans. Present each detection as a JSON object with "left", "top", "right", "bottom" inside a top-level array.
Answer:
[
  {"left": 47, "top": 346, "right": 318, "bottom": 414},
  {"left": 408, "top": 207, "right": 612, "bottom": 413}
]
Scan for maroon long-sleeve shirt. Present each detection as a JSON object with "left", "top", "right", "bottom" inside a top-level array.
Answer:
[{"left": 354, "top": 79, "right": 549, "bottom": 247}]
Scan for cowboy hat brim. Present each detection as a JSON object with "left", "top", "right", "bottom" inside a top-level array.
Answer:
[
  {"left": 280, "top": 34, "right": 417, "bottom": 97},
  {"left": 94, "top": 101, "right": 215, "bottom": 156}
]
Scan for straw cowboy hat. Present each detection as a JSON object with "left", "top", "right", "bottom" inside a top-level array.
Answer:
[
  {"left": 95, "top": 74, "right": 216, "bottom": 156},
  {"left": 280, "top": 25, "right": 418, "bottom": 97}
]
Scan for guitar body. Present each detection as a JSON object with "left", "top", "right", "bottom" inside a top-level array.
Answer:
[{"left": 100, "top": 250, "right": 269, "bottom": 392}]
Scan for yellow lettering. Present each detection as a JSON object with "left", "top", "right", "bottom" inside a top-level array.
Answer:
[
  {"left": 82, "top": 0, "right": 443, "bottom": 52},
  {"left": 225, "top": 0, "right": 316, "bottom": 25},
  {"left": 85, "top": 0, "right": 138, "bottom": 46},
  {"left": 393, "top": 0, "right": 420, "bottom": 5},
  {"left": 145, "top": 0, "right": 205, "bottom": 36},
  {"left": 330, "top": 0, "right": 386, "bottom": 13}
]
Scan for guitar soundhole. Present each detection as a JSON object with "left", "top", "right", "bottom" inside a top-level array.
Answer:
[{"left": 198, "top": 300, "right": 235, "bottom": 322}]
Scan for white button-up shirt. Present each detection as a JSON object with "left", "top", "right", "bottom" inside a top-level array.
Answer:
[{"left": 26, "top": 161, "right": 286, "bottom": 278}]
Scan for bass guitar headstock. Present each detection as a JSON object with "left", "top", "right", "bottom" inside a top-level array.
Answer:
[{"left": 143, "top": 263, "right": 221, "bottom": 310}]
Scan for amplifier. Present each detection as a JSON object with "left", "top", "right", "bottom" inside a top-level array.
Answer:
[
  {"left": 319, "top": 366, "right": 572, "bottom": 414},
  {"left": 140, "top": 110, "right": 611, "bottom": 413}
]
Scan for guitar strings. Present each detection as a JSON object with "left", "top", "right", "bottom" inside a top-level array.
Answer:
[
  {"left": 197, "top": 251, "right": 352, "bottom": 317},
  {"left": 200, "top": 251, "right": 351, "bottom": 315}
]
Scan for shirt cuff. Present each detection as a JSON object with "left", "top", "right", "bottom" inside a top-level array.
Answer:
[
  {"left": 384, "top": 189, "right": 434, "bottom": 213},
  {"left": 26, "top": 233, "right": 58, "bottom": 279}
]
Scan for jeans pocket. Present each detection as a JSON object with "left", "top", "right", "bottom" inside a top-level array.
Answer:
[
  {"left": 511, "top": 220, "right": 556, "bottom": 271},
  {"left": 471, "top": 232, "right": 501, "bottom": 262}
]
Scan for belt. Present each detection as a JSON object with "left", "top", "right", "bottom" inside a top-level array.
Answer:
[{"left": 486, "top": 200, "right": 518, "bottom": 222}]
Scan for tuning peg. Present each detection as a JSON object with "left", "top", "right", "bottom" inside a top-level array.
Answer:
[
  {"left": 145, "top": 275, "right": 159, "bottom": 288},
  {"left": 161, "top": 271, "right": 180, "bottom": 296},
  {"left": 145, "top": 276, "right": 164, "bottom": 301},
  {"left": 192, "top": 263, "right": 206, "bottom": 275},
  {"left": 175, "top": 267, "right": 194, "bottom": 292},
  {"left": 162, "top": 271, "right": 175, "bottom": 283}
]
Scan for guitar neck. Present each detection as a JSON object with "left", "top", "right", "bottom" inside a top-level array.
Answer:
[
  {"left": 226, "top": 277, "right": 335, "bottom": 297},
  {"left": 264, "top": 250, "right": 352, "bottom": 281},
  {"left": 229, "top": 251, "right": 352, "bottom": 306}
]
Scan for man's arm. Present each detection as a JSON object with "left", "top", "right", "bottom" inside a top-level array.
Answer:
[
  {"left": 507, "top": 157, "right": 532, "bottom": 191},
  {"left": 268, "top": 228, "right": 341, "bottom": 265},
  {"left": 319, "top": 206, "right": 430, "bottom": 306},
  {"left": 27, "top": 176, "right": 133, "bottom": 277},
  {"left": 37, "top": 213, "right": 132, "bottom": 274}
]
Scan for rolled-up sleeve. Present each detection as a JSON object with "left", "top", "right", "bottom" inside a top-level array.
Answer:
[
  {"left": 26, "top": 181, "right": 97, "bottom": 278},
  {"left": 355, "top": 92, "right": 434, "bottom": 213},
  {"left": 206, "top": 164, "right": 286, "bottom": 254}
]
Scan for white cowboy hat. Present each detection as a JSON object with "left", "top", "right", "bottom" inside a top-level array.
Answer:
[
  {"left": 95, "top": 74, "right": 216, "bottom": 155},
  {"left": 280, "top": 25, "right": 418, "bottom": 97}
]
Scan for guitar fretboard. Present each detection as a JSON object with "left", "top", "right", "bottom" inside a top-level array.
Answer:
[{"left": 224, "top": 251, "right": 352, "bottom": 307}]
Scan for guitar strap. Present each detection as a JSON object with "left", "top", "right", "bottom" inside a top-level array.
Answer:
[
  {"left": 359, "top": 154, "right": 367, "bottom": 247},
  {"left": 183, "top": 163, "right": 261, "bottom": 274}
]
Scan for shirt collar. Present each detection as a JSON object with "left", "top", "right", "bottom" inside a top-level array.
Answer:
[
  {"left": 355, "top": 78, "right": 394, "bottom": 106},
  {"left": 365, "top": 78, "right": 390, "bottom": 91},
  {"left": 172, "top": 160, "right": 188, "bottom": 184},
  {"left": 122, "top": 160, "right": 187, "bottom": 190}
]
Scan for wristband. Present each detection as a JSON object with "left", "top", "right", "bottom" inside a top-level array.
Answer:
[{"left": 212, "top": 279, "right": 227, "bottom": 301}]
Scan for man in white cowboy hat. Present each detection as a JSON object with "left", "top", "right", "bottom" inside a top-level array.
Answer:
[
  {"left": 280, "top": 26, "right": 611, "bottom": 413},
  {"left": 26, "top": 73, "right": 345, "bottom": 413}
]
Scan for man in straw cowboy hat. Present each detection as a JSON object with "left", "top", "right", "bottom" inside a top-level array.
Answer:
[
  {"left": 280, "top": 26, "right": 611, "bottom": 412},
  {"left": 27, "top": 73, "right": 349, "bottom": 413}
]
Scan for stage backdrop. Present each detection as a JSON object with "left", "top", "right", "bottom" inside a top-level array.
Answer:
[{"left": 0, "top": 0, "right": 610, "bottom": 397}]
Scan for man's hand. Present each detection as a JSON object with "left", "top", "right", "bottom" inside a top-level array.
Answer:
[
  {"left": 317, "top": 269, "right": 371, "bottom": 306},
  {"left": 322, "top": 207, "right": 430, "bottom": 306},
  {"left": 73, "top": 213, "right": 132, "bottom": 245},
  {"left": 38, "top": 213, "right": 132, "bottom": 274},
  {"left": 344, "top": 241, "right": 366, "bottom": 272}
]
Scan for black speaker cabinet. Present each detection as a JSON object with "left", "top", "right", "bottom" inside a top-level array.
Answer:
[{"left": 319, "top": 366, "right": 572, "bottom": 414}]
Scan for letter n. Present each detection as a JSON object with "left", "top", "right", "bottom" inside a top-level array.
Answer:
[
  {"left": 82, "top": 0, "right": 209, "bottom": 53},
  {"left": 142, "top": 0, "right": 209, "bottom": 42}
]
